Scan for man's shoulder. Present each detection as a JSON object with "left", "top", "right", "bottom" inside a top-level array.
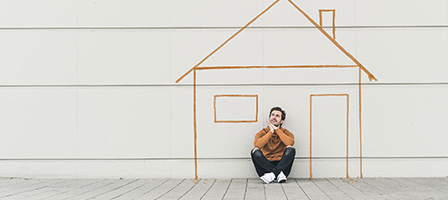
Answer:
[
  {"left": 280, "top": 127, "right": 294, "bottom": 135},
  {"left": 280, "top": 127, "right": 289, "bottom": 131}
]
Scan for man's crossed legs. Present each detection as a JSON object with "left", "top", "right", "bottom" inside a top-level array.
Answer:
[{"left": 250, "top": 147, "right": 296, "bottom": 183}]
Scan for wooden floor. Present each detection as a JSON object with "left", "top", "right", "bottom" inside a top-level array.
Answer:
[{"left": 0, "top": 177, "right": 447, "bottom": 200}]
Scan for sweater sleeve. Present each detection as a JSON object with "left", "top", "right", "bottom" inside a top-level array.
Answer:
[
  {"left": 275, "top": 128, "right": 294, "bottom": 146},
  {"left": 253, "top": 129, "right": 273, "bottom": 148}
]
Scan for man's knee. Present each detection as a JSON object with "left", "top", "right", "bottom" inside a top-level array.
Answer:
[
  {"left": 251, "top": 148, "right": 263, "bottom": 158},
  {"left": 251, "top": 147, "right": 260, "bottom": 154},
  {"left": 284, "top": 146, "right": 296, "bottom": 156}
]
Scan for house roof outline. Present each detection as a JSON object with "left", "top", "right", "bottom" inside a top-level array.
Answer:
[
  {"left": 176, "top": 0, "right": 376, "bottom": 180},
  {"left": 176, "top": 0, "right": 377, "bottom": 83}
]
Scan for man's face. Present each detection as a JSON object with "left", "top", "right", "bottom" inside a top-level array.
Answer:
[{"left": 269, "top": 110, "right": 284, "bottom": 127}]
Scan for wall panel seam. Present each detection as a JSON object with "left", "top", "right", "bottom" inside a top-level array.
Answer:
[
  {"left": 1, "top": 25, "right": 448, "bottom": 30},
  {"left": 0, "top": 156, "right": 447, "bottom": 161},
  {"left": 0, "top": 83, "right": 448, "bottom": 88}
]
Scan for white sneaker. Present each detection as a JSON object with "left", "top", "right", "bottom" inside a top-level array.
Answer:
[
  {"left": 260, "top": 172, "right": 275, "bottom": 184},
  {"left": 277, "top": 171, "right": 287, "bottom": 183}
]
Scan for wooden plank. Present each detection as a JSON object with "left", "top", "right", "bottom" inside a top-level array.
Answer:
[
  {"left": 244, "top": 178, "right": 265, "bottom": 200},
  {"left": 1, "top": 179, "right": 66, "bottom": 200},
  {"left": 0, "top": 178, "right": 59, "bottom": 199},
  {"left": 113, "top": 178, "right": 169, "bottom": 200},
  {"left": 0, "top": 178, "right": 50, "bottom": 194},
  {"left": 113, "top": 179, "right": 168, "bottom": 200},
  {"left": 344, "top": 178, "right": 394, "bottom": 200},
  {"left": 389, "top": 178, "right": 448, "bottom": 199},
  {"left": 32, "top": 179, "right": 100, "bottom": 200},
  {"left": 296, "top": 179, "right": 330, "bottom": 200},
  {"left": 157, "top": 178, "right": 199, "bottom": 200},
  {"left": 385, "top": 178, "right": 429, "bottom": 200},
  {"left": 265, "top": 181, "right": 287, "bottom": 200},
  {"left": 64, "top": 179, "right": 136, "bottom": 199},
  {"left": 434, "top": 177, "right": 448, "bottom": 186},
  {"left": 0, "top": 178, "right": 30, "bottom": 188},
  {"left": 407, "top": 177, "right": 448, "bottom": 196},
  {"left": 280, "top": 178, "right": 309, "bottom": 200},
  {"left": 180, "top": 178, "right": 216, "bottom": 200},
  {"left": 200, "top": 178, "right": 231, "bottom": 200},
  {"left": 311, "top": 178, "right": 353, "bottom": 200},
  {"left": 326, "top": 178, "right": 371, "bottom": 200},
  {"left": 1, "top": 177, "right": 447, "bottom": 200},
  {"left": 380, "top": 178, "right": 424, "bottom": 199},
  {"left": 44, "top": 179, "right": 114, "bottom": 199},
  {"left": 133, "top": 179, "right": 184, "bottom": 200},
  {"left": 92, "top": 179, "right": 148, "bottom": 199},
  {"left": 4, "top": 179, "right": 95, "bottom": 200},
  {"left": 0, "top": 179, "right": 39, "bottom": 196},
  {"left": 222, "top": 178, "right": 247, "bottom": 200},
  {"left": 364, "top": 178, "right": 409, "bottom": 199}
]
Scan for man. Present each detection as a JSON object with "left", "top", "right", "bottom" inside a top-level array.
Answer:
[{"left": 251, "top": 106, "right": 296, "bottom": 183}]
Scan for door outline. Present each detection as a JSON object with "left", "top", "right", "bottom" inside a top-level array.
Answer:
[{"left": 310, "top": 94, "right": 349, "bottom": 179}]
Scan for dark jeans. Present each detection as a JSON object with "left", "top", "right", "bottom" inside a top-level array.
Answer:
[{"left": 251, "top": 147, "right": 296, "bottom": 177}]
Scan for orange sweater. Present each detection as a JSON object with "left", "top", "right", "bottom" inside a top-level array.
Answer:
[{"left": 253, "top": 126, "right": 295, "bottom": 161}]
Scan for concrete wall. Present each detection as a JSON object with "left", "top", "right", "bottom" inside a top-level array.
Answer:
[{"left": 0, "top": 0, "right": 447, "bottom": 178}]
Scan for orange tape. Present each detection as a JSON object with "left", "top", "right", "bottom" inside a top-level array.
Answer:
[
  {"left": 318, "top": 9, "right": 336, "bottom": 39},
  {"left": 181, "top": 0, "right": 376, "bottom": 180},
  {"left": 309, "top": 95, "right": 313, "bottom": 179},
  {"left": 310, "top": 94, "right": 349, "bottom": 97},
  {"left": 193, "top": 69, "right": 198, "bottom": 180},
  {"left": 215, "top": 94, "right": 259, "bottom": 97},
  {"left": 288, "top": 0, "right": 376, "bottom": 81},
  {"left": 319, "top": 9, "right": 336, "bottom": 39},
  {"left": 214, "top": 95, "right": 258, "bottom": 123},
  {"left": 310, "top": 94, "right": 350, "bottom": 178},
  {"left": 346, "top": 94, "right": 349, "bottom": 178},
  {"left": 333, "top": 10, "right": 336, "bottom": 39},
  {"left": 176, "top": 1, "right": 376, "bottom": 83},
  {"left": 358, "top": 67, "right": 363, "bottom": 178},
  {"left": 196, "top": 65, "right": 357, "bottom": 70},
  {"left": 176, "top": 0, "right": 280, "bottom": 83},
  {"left": 319, "top": 10, "right": 323, "bottom": 27}
]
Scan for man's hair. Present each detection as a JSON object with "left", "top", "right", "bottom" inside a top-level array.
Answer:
[{"left": 270, "top": 106, "right": 286, "bottom": 121}]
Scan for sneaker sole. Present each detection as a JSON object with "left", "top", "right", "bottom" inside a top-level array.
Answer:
[
  {"left": 277, "top": 178, "right": 287, "bottom": 183},
  {"left": 260, "top": 177, "right": 273, "bottom": 184}
]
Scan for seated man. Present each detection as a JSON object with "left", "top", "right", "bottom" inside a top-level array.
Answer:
[{"left": 251, "top": 106, "right": 296, "bottom": 183}]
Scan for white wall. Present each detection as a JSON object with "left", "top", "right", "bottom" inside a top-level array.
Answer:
[{"left": 0, "top": 0, "right": 447, "bottom": 178}]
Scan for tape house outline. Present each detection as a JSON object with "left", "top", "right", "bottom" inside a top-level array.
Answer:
[{"left": 175, "top": 0, "right": 377, "bottom": 179}]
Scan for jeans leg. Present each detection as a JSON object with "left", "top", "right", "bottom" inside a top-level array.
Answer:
[
  {"left": 283, "top": 156, "right": 295, "bottom": 177},
  {"left": 251, "top": 149, "right": 276, "bottom": 177},
  {"left": 272, "top": 147, "right": 296, "bottom": 177}
]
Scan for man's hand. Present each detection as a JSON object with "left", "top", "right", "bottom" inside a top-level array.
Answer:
[{"left": 266, "top": 120, "right": 277, "bottom": 133}]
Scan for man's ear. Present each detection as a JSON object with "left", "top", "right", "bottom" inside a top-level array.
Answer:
[{"left": 280, "top": 120, "right": 284, "bottom": 125}]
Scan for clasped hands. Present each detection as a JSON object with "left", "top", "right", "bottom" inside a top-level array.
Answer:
[{"left": 266, "top": 120, "right": 278, "bottom": 133}]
